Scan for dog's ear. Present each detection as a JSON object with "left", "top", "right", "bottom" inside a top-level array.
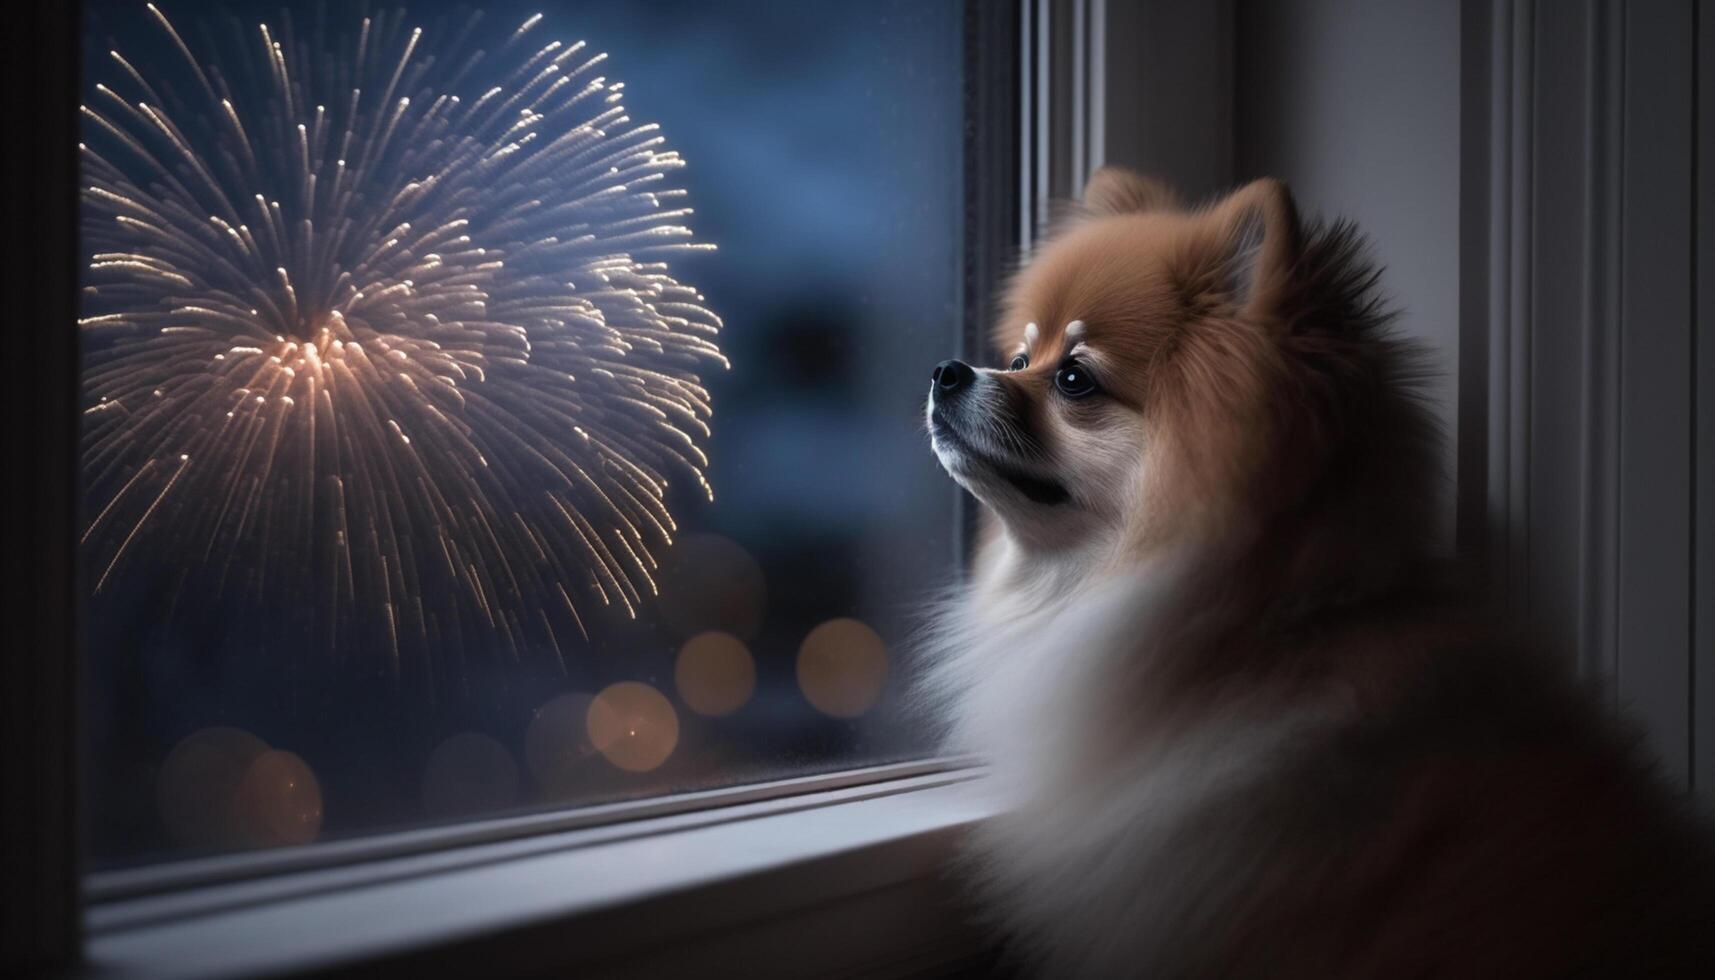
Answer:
[
  {"left": 1206, "top": 178, "right": 1300, "bottom": 320},
  {"left": 1082, "top": 167, "right": 1179, "bottom": 216}
]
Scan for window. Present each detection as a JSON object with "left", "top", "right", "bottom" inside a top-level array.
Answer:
[{"left": 79, "top": 0, "right": 973, "bottom": 871}]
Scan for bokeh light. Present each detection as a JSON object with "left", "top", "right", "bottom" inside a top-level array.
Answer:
[
  {"left": 796, "top": 618, "right": 890, "bottom": 719},
  {"left": 524, "top": 693, "right": 599, "bottom": 799},
  {"left": 587, "top": 682, "right": 680, "bottom": 772},
  {"left": 422, "top": 733, "right": 520, "bottom": 819},
  {"left": 233, "top": 750, "right": 323, "bottom": 847},
  {"left": 156, "top": 726, "right": 269, "bottom": 849},
  {"left": 675, "top": 631, "right": 757, "bottom": 717},
  {"left": 656, "top": 534, "right": 768, "bottom": 641}
]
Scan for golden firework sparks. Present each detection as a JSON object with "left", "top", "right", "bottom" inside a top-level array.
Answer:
[{"left": 79, "top": 5, "right": 726, "bottom": 677}]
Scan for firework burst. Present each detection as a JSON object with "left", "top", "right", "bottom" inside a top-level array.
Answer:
[{"left": 79, "top": 4, "right": 725, "bottom": 678}]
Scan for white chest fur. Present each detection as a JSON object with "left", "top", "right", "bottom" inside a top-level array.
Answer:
[{"left": 925, "top": 561, "right": 1340, "bottom": 976}]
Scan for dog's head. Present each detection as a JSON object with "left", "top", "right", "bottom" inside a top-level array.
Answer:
[{"left": 928, "top": 169, "right": 1424, "bottom": 562}]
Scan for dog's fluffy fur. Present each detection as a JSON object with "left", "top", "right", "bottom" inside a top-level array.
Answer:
[{"left": 922, "top": 169, "right": 1714, "bottom": 977}]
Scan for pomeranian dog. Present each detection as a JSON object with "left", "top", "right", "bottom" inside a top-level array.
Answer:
[{"left": 923, "top": 168, "right": 1713, "bottom": 978}]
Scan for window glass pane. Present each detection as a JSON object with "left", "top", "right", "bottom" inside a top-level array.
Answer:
[{"left": 80, "top": 0, "right": 964, "bottom": 867}]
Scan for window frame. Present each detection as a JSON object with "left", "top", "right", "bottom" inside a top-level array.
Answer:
[
  {"left": 86, "top": 762, "right": 999, "bottom": 977},
  {"left": 5, "top": 1, "right": 82, "bottom": 974},
  {"left": 4, "top": 1, "right": 1039, "bottom": 974}
]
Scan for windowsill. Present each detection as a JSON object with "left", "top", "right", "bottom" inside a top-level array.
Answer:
[{"left": 83, "top": 762, "right": 1001, "bottom": 978}]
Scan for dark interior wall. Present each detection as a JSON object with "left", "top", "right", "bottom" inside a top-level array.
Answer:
[
  {"left": 1227, "top": 0, "right": 1713, "bottom": 797},
  {"left": 1100, "top": 0, "right": 1235, "bottom": 202},
  {"left": 1224, "top": 0, "right": 1711, "bottom": 796},
  {"left": 1233, "top": 0, "right": 1463, "bottom": 540},
  {"left": 1087, "top": 0, "right": 1715, "bottom": 798},
  {"left": 1462, "top": 0, "right": 1709, "bottom": 796}
]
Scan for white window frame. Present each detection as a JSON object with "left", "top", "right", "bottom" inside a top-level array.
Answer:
[{"left": 86, "top": 761, "right": 998, "bottom": 977}]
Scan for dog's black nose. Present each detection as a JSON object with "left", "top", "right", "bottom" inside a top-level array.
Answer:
[{"left": 931, "top": 359, "right": 974, "bottom": 400}]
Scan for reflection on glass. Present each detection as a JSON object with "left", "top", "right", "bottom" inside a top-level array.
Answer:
[
  {"left": 675, "top": 631, "right": 756, "bottom": 718},
  {"left": 797, "top": 618, "right": 891, "bottom": 719},
  {"left": 588, "top": 682, "right": 680, "bottom": 773},
  {"left": 422, "top": 733, "right": 520, "bottom": 819},
  {"left": 82, "top": 0, "right": 962, "bottom": 867},
  {"left": 524, "top": 692, "right": 601, "bottom": 801}
]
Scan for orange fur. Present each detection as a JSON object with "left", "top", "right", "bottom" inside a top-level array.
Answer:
[{"left": 923, "top": 169, "right": 1715, "bottom": 977}]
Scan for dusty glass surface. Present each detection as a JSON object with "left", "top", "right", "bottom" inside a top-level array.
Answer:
[{"left": 80, "top": 0, "right": 964, "bottom": 867}]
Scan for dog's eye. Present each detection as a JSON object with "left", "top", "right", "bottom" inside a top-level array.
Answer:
[
  {"left": 1008, "top": 353, "right": 1029, "bottom": 372},
  {"left": 1054, "top": 361, "right": 1097, "bottom": 398}
]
